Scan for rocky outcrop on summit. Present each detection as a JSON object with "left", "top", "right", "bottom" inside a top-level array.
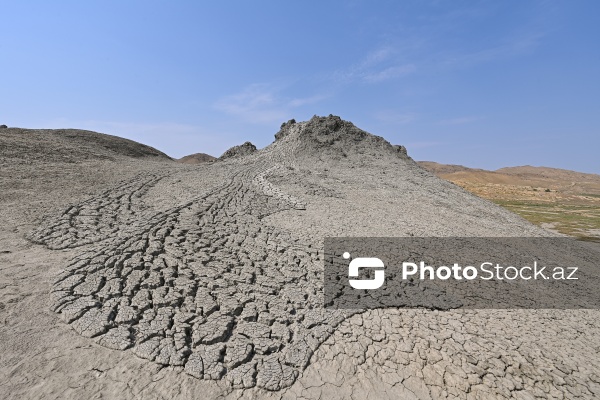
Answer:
[
  {"left": 273, "top": 115, "right": 411, "bottom": 162},
  {"left": 219, "top": 141, "right": 257, "bottom": 160},
  {"left": 393, "top": 144, "right": 408, "bottom": 156}
]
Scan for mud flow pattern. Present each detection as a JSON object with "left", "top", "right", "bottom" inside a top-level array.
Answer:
[
  {"left": 26, "top": 116, "right": 595, "bottom": 397},
  {"left": 28, "top": 142, "right": 352, "bottom": 391}
]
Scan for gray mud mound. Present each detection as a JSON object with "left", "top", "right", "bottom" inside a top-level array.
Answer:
[
  {"left": 21, "top": 116, "right": 600, "bottom": 398},
  {"left": 0, "top": 128, "right": 171, "bottom": 164},
  {"left": 275, "top": 115, "right": 410, "bottom": 162},
  {"left": 178, "top": 153, "right": 216, "bottom": 164},
  {"left": 219, "top": 141, "right": 257, "bottom": 160}
]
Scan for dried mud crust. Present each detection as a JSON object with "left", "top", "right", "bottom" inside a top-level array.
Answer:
[
  {"left": 27, "top": 156, "right": 353, "bottom": 391},
  {"left": 20, "top": 116, "right": 600, "bottom": 398}
]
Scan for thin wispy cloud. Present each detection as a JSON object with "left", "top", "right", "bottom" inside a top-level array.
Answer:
[
  {"left": 438, "top": 116, "right": 483, "bottom": 125},
  {"left": 215, "top": 84, "right": 328, "bottom": 124},
  {"left": 440, "top": 32, "right": 546, "bottom": 68},
  {"left": 288, "top": 94, "right": 328, "bottom": 108},
  {"left": 334, "top": 47, "right": 417, "bottom": 84},
  {"left": 43, "top": 118, "right": 201, "bottom": 136},
  {"left": 361, "top": 47, "right": 395, "bottom": 68},
  {"left": 40, "top": 118, "right": 231, "bottom": 158},
  {"left": 363, "top": 65, "right": 417, "bottom": 83},
  {"left": 405, "top": 141, "right": 445, "bottom": 149},
  {"left": 374, "top": 110, "right": 418, "bottom": 124}
]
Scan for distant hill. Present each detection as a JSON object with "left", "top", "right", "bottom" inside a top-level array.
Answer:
[
  {"left": 418, "top": 161, "right": 600, "bottom": 240},
  {"left": 497, "top": 165, "right": 600, "bottom": 183},
  {"left": 417, "top": 161, "right": 483, "bottom": 175},
  {"left": 0, "top": 128, "right": 171, "bottom": 163},
  {"left": 177, "top": 153, "right": 216, "bottom": 164},
  {"left": 418, "top": 162, "right": 600, "bottom": 194}
]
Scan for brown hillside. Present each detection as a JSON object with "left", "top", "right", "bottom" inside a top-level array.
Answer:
[{"left": 418, "top": 161, "right": 600, "bottom": 241}]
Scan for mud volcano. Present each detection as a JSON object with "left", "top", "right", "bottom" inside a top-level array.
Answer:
[{"left": 3, "top": 116, "right": 597, "bottom": 398}]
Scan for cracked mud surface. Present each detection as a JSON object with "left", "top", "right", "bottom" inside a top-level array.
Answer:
[
  {"left": 2, "top": 116, "right": 600, "bottom": 399},
  {"left": 28, "top": 164, "right": 348, "bottom": 390}
]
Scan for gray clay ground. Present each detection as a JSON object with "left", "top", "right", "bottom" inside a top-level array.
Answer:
[{"left": 1, "top": 116, "right": 600, "bottom": 399}]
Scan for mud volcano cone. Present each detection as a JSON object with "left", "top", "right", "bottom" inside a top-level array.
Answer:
[{"left": 25, "top": 116, "right": 572, "bottom": 394}]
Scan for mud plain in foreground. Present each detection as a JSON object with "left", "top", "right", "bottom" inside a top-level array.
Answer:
[{"left": 1, "top": 117, "right": 600, "bottom": 399}]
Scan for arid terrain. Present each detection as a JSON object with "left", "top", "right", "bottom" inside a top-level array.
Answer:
[
  {"left": 1, "top": 117, "right": 600, "bottom": 399},
  {"left": 419, "top": 162, "right": 600, "bottom": 242},
  {"left": 177, "top": 153, "right": 216, "bottom": 165}
]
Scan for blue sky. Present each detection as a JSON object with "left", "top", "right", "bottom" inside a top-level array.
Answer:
[{"left": 1, "top": 1, "right": 599, "bottom": 173}]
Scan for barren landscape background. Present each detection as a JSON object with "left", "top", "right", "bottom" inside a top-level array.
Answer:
[
  {"left": 419, "top": 162, "right": 600, "bottom": 242},
  {"left": 1, "top": 118, "right": 600, "bottom": 399}
]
